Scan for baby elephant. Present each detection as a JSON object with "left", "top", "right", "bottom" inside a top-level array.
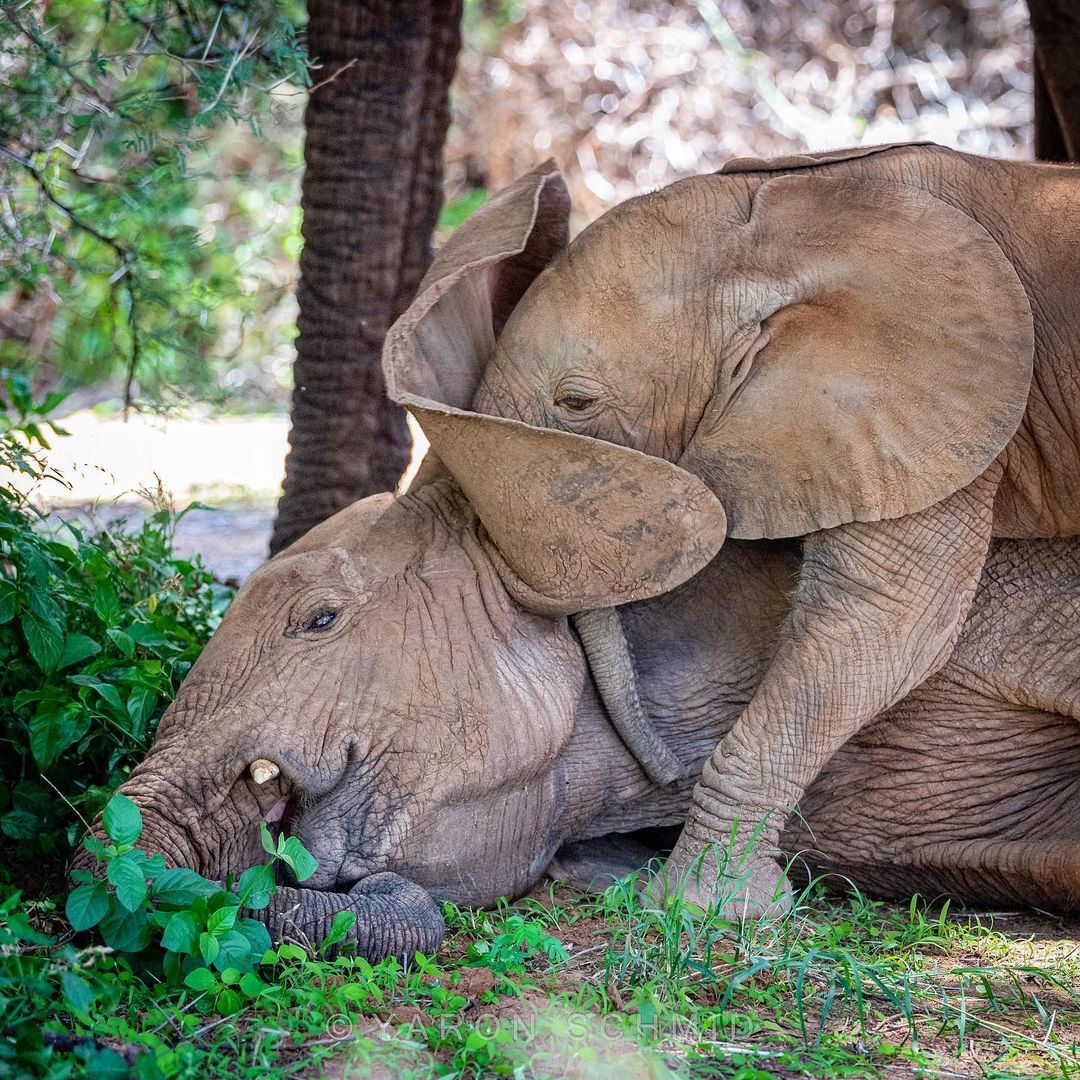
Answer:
[{"left": 384, "top": 142, "right": 1080, "bottom": 912}]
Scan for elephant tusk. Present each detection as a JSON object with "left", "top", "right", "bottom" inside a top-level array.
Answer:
[{"left": 249, "top": 759, "right": 280, "bottom": 785}]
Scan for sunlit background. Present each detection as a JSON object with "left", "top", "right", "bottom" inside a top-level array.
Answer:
[{"left": 3, "top": 0, "right": 1036, "bottom": 578}]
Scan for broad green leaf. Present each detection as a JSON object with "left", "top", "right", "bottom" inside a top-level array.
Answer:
[
  {"left": 213, "top": 927, "right": 256, "bottom": 973},
  {"left": 1, "top": 808, "right": 42, "bottom": 840},
  {"left": 83, "top": 1047, "right": 129, "bottom": 1079},
  {"left": 278, "top": 836, "right": 318, "bottom": 882},
  {"left": 216, "top": 988, "right": 243, "bottom": 1015},
  {"left": 236, "top": 917, "right": 272, "bottom": 961},
  {"left": 108, "top": 853, "right": 148, "bottom": 912},
  {"left": 99, "top": 905, "right": 152, "bottom": 952},
  {"left": 92, "top": 682, "right": 125, "bottom": 714},
  {"left": 106, "top": 627, "right": 135, "bottom": 658},
  {"left": 93, "top": 582, "right": 121, "bottom": 626},
  {"left": 237, "top": 863, "right": 275, "bottom": 910},
  {"left": 161, "top": 910, "right": 200, "bottom": 954},
  {"left": 60, "top": 970, "right": 96, "bottom": 1016},
  {"left": 259, "top": 821, "right": 276, "bottom": 857},
  {"left": 126, "top": 622, "right": 173, "bottom": 648},
  {"left": 58, "top": 632, "right": 101, "bottom": 669},
  {"left": 66, "top": 882, "right": 109, "bottom": 931},
  {"left": 152, "top": 867, "right": 219, "bottom": 907},
  {"left": 29, "top": 703, "right": 87, "bottom": 768},
  {"left": 0, "top": 580, "right": 16, "bottom": 625},
  {"left": 207, "top": 904, "right": 237, "bottom": 934},
  {"left": 184, "top": 966, "right": 217, "bottom": 992},
  {"left": 239, "top": 972, "right": 270, "bottom": 997},
  {"left": 21, "top": 610, "right": 65, "bottom": 673},
  {"left": 102, "top": 792, "right": 142, "bottom": 846},
  {"left": 134, "top": 851, "right": 167, "bottom": 878},
  {"left": 199, "top": 931, "right": 220, "bottom": 965},
  {"left": 126, "top": 685, "right": 157, "bottom": 732}
]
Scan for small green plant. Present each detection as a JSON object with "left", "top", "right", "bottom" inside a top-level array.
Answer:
[
  {"left": 466, "top": 912, "right": 568, "bottom": 977},
  {"left": 0, "top": 375, "right": 233, "bottom": 868},
  {"left": 67, "top": 792, "right": 347, "bottom": 1011}
]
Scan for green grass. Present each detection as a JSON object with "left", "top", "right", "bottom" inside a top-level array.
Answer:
[{"left": 7, "top": 866, "right": 1080, "bottom": 1079}]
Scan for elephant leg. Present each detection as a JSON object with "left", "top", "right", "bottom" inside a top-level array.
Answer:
[{"left": 663, "top": 467, "right": 1002, "bottom": 915}]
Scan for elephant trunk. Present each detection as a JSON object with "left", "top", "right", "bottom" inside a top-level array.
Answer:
[
  {"left": 71, "top": 777, "right": 445, "bottom": 962},
  {"left": 571, "top": 607, "right": 685, "bottom": 786},
  {"left": 260, "top": 873, "right": 446, "bottom": 960}
]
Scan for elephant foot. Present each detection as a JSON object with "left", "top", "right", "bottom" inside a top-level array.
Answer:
[{"left": 650, "top": 837, "right": 793, "bottom": 921}]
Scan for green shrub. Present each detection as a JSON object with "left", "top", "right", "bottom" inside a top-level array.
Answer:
[
  {"left": 0, "top": 374, "right": 233, "bottom": 871},
  {"left": 1, "top": 795, "right": 352, "bottom": 1077},
  {"left": 0, "top": 1, "right": 308, "bottom": 404}
]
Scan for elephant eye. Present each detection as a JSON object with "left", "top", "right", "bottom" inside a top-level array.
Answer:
[
  {"left": 555, "top": 393, "right": 596, "bottom": 413},
  {"left": 303, "top": 609, "right": 338, "bottom": 633}
]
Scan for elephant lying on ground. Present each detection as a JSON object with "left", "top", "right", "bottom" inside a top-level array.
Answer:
[
  {"left": 384, "top": 142, "right": 1080, "bottom": 911},
  {"left": 81, "top": 466, "right": 1080, "bottom": 958}
]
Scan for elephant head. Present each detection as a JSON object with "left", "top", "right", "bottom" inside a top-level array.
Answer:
[
  {"left": 80, "top": 294, "right": 727, "bottom": 956},
  {"left": 406, "top": 152, "right": 1033, "bottom": 541}
]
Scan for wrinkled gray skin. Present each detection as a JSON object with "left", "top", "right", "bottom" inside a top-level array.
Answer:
[
  {"left": 78, "top": 477, "right": 1080, "bottom": 956},
  {"left": 470, "top": 143, "right": 1080, "bottom": 908}
]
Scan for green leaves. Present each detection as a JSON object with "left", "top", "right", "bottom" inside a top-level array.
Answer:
[
  {"left": 237, "top": 863, "right": 275, "bottom": 910},
  {"left": 69, "top": 787, "right": 323, "bottom": 995},
  {"left": 65, "top": 881, "right": 109, "bottom": 931},
  {"left": 1, "top": 381, "right": 236, "bottom": 854},
  {"left": 102, "top": 793, "right": 142, "bottom": 846},
  {"left": 20, "top": 610, "right": 65, "bottom": 673},
  {"left": 161, "top": 910, "right": 200, "bottom": 953},
  {"left": 260, "top": 821, "right": 317, "bottom": 882},
  {"left": 278, "top": 836, "right": 318, "bottom": 882},
  {"left": 152, "top": 867, "right": 218, "bottom": 907},
  {"left": 107, "top": 853, "right": 149, "bottom": 912}
]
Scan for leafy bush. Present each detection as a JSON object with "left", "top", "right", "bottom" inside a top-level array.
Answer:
[
  {"left": 1, "top": 795, "right": 355, "bottom": 1076},
  {"left": 0, "top": 375, "right": 233, "bottom": 867}
]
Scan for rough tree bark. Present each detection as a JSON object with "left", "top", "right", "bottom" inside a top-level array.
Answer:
[
  {"left": 1028, "top": 0, "right": 1080, "bottom": 162},
  {"left": 271, "top": 0, "right": 462, "bottom": 554}
]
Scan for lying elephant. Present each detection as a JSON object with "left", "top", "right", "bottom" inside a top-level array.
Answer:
[
  {"left": 83, "top": 463, "right": 1080, "bottom": 958},
  {"left": 383, "top": 142, "right": 1080, "bottom": 910}
]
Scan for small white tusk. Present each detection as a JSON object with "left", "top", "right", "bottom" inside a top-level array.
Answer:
[{"left": 249, "top": 759, "right": 280, "bottom": 785}]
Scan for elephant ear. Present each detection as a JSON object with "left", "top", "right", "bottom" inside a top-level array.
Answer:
[
  {"left": 681, "top": 174, "right": 1034, "bottom": 539},
  {"left": 384, "top": 164, "right": 727, "bottom": 613},
  {"left": 719, "top": 141, "right": 933, "bottom": 174},
  {"left": 384, "top": 160, "right": 571, "bottom": 410}
]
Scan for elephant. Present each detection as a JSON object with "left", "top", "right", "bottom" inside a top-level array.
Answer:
[
  {"left": 381, "top": 142, "right": 1080, "bottom": 912},
  {"left": 76, "top": 460, "right": 1080, "bottom": 957}
]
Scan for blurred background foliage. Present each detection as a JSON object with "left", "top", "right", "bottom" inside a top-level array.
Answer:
[
  {"left": 0, "top": 0, "right": 308, "bottom": 410},
  {"left": 1, "top": 0, "right": 1033, "bottom": 412}
]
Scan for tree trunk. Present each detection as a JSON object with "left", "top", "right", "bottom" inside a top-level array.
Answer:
[
  {"left": 1029, "top": 0, "right": 1080, "bottom": 162},
  {"left": 271, "top": 0, "right": 462, "bottom": 554}
]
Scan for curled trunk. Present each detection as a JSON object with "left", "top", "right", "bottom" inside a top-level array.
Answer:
[
  {"left": 260, "top": 872, "right": 445, "bottom": 960},
  {"left": 72, "top": 792, "right": 444, "bottom": 962}
]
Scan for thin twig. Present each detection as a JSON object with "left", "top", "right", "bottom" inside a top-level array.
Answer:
[
  {"left": 307, "top": 57, "right": 358, "bottom": 96},
  {"left": 39, "top": 774, "right": 91, "bottom": 833}
]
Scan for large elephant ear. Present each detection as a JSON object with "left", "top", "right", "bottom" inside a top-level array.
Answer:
[
  {"left": 384, "top": 165, "right": 727, "bottom": 613},
  {"left": 384, "top": 160, "right": 571, "bottom": 410},
  {"left": 681, "top": 174, "right": 1034, "bottom": 539}
]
